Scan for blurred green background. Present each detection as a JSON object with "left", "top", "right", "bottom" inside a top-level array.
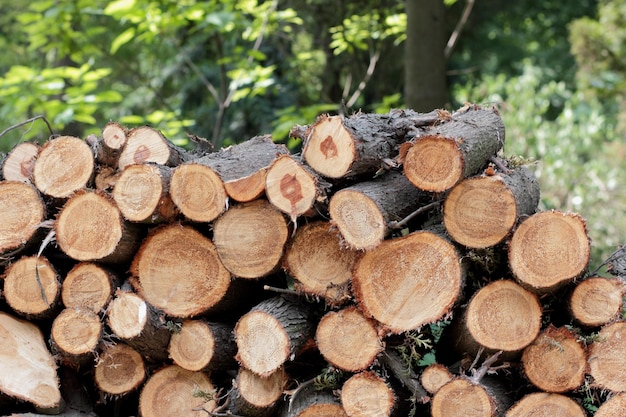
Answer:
[{"left": 0, "top": 0, "right": 623, "bottom": 267}]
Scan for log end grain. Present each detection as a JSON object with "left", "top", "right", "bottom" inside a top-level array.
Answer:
[
  {"left": 404, "top": 135, "right": 464, "bottom": 192},
  {"left": 113, "top": 164, "right": 172, "bottom": 222},
  {"left": 139, "top": 365, "right": 216, "bottom": 417},
  {"left": 353, "top": 231, "right": 463, "bottom": 334},
  {"left": 340, "top": 371, "right": 395, "bottom": 417},
  {"left": 265, "top": 155, "right": 317, "bottom": 221},
  {"left": 521, "top": 325, "right": 586, "bottom": 393},
  {"left": 569, "top": 277, "right": 624, "bottom": 327},
  {"left": 595, "top": 392, "right": 626, "bottom": 417},
  {"left": 302, "top": 115, "right": 355, "bottom": 179},
  {"left": 509, "top": 210, "right": 590, "bottom": 292},
  {"left": 224, "top": 169, "right": 267, "bottom": 202},
  {"left": 316, "top": 307, "right": 383, "bottom": 372},
  {"left": 213, "top": 199, "right": 289, "bottom": 279},
  {"left": 230, "top": 367, "right": 287, "bottom": 416},
  {"left": 2, "top": 142, "right": 39, "bottom": 182},
  {"left": 444, "top": 174, "right": 518, "bottom": 248},
  {"left": 94, "top": 343, "right": 145, "bottom": 396},
  {"left": 328, "top": 189, "right": 386, "bottom": 250},
  {"left": 51, "top": 307, "right": 102, "bottom": 361},
  {"left": 106, "top": 292, "right": 147, "bottom": 339},
  {"left": 61, "top": 262, "right": 116, "bottom": 313},
  {"left": 431, "top": 378, "right": 495, "bottom": 417},
  {"left": 0, "top": 181, "right": 45, "bottom": 254},
  {"left": 118, "top": 126, "right": 173, "bottom": 170},
  {"left": 283, "top": 221, "right": 357, "bottom": 305},
  {"left": 420, "top": 364, "right": 454, "bottom": 394},
  {"left": 3, "top": 256, "right": 60, "bottom": 318},
  {"left": 131, "top": 225, "right": 231, "bottom": 317},
  {"left": 32, "top": 136, "right": 94, "bottom": 198},
  {"left": 169, "top": 163, "right": 227, "bottom": 222},
  {"left": 465, "top": 279, "right": 542, "bottom": 354},
  {"left": 588, "top": 321, "right": 626, "bottom": 392},
  {"left": 169, "top": 320, "right": 216, "bottom": 371},
  {"left": 0, "top": 312, "right": 61, "bottom": 410},
  {"left": 505, "top": 392, "right": 586, "bottom": 417}
]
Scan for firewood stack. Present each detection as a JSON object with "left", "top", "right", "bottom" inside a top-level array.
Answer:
[{"left": 0, "top": 104, "right": 624, "bottom": 417}]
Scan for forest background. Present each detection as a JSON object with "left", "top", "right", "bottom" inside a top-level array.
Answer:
[{"left": 0, "top": 0, "right": 623, "bottom": 268}]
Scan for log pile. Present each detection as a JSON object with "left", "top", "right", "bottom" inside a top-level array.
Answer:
[{"left": 0, "top": 105, "right": 624, "bottom": 417}]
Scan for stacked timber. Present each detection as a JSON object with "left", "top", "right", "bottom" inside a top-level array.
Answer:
[{"left": 0, "top": 105, "right": 623, "bottom": 417}]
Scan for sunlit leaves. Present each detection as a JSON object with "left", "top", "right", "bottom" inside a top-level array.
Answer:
[{"left": 330, "top": 9, "right": 406, "bottom": 55}]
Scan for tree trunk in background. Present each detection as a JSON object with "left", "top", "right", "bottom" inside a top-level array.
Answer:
[{"left": 405, "top": 0, "right": 448, "bottom": 110}]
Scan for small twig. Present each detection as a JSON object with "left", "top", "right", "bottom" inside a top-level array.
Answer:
[
  {"left": 444, "top": 0, "right": 476, "bottom": 59},
  {"left": 469, "top": 350, "right": 502, "bottom": 384},
  {"left": 388, "top": 201, "right": 441, "bottom": 230},
  {"left": 591, "top": 245, "right": 626, "bottom": 277},
  {"left": 0, "top": 115, "right": 55, "bottom": 140},
  {"left": 345, "top": 48, "right": 381, "bottom": 109},
  {"left": 489, "top": 156, "right": 511, "bottom": 174},
  {"left": 263, "top": 285, "right": 299, "bottom": 296},
  {"left": 34, "top": 227, "right": 57, "bottom": 306}
]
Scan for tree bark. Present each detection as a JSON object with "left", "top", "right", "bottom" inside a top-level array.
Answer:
[
  {"left": 130, "top": 224, "right": 231, "bottom": 317},
  {"left": 443, "top": 166, "right": 539, "bottom": 248},
  {"left": 340, "top": 371, "right": 395, "bottom": 417},
  {"left": 168, "top": 319, "right": 237, "bottom": 372},
  {"left": 0, "top": 312, "right": 61, "bottom": 411},
  {"left": 112, "top": 163, "right": 177, "bottom": 223},
  {"left": 588, "top": 321, "right": 626, "bottom": 392},
  {"left": 229, "top": 367, "right": 288, "bottom": 417},
  {"left": 283, "top": 221, "right": 358, "bottom": 306},
  {"left": 521, "top": 325, "right": 586, "bottom": 393},
  {"left": 508, "top": 210, "right": 591, "bottom": 293},
  {"left": 568, "top": 276, "right": 624, "bottom": 327},
  {"left": 212, "top": 199, "right": 289, "bottom": 279},
  {"left": 50, "top": 307, "right": 102, "bottom": 369},
  {"left": 505, "top": 392, "right": 586, "bottom": 417},
  {"left": 138, "top": 365, "right": 216, "bottom": 417},
  {"left": 55, "top": 190, "right": 142, "bottom": 263},
  {"left": 32, "top": 136, "right": 94, "bottom": 199},
  {"left": 315, "top": 307, "right": 382, "bottom": 372},
  {"left": 405, "top": 0, "right": 448, "bottom": 111},
  {"left": 403, "top": 105, "right": 505, "bottom": 192},
  {"left": 328, "top": 170, "right": 432, "bottom": 250},
  {"left": 93, "top": 343, "right": 145, "bottom": 396},
  {"left": 353, "top": 231, "right": 463, "bottom": 334},
  {"left": 0, "top": 181, "right": 46, "bottom": 257},
  {"left": 1, "top": 142, "right": 38, "bottom": 182},
  {"left": 61, "top": 262, "right": 119, "bottom": 314},
  {"left": 235, "top": 296, "right": 315, "bottom": 377}
]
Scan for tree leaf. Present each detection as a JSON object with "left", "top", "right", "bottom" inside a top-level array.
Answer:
[
  {"left": 104, "top": 0, "right": 137, "bottom": 15},
  {"left": 110, "top": 27, "right": 136, "bottom": 54}
]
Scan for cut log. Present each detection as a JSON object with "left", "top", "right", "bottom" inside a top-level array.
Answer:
[
  {"left": 283, "top": 221, "right": 358, "bottom": 306},
  {"left": 315, "top": 307, "right": 383, "bottom": 372},
  {"left": 138, "top": 365, "right": 216, "bottom": 417},
  {"left": 235, "top": 295, "right": 315, "bottom": 377},
  {"left": 265, "top": 154, "right": 321, "bottom": 222},
  {"left": 130, "top": 224, "right": 231, "bottom": 317},
  {"left": 192, "top": 135, "right": 289, "bottom": 202},
  {"left": 595, "top": 392, "right": 626, "bottom": 417},
  {"left": 117, "top": 126, "right": 182, "bottom": 170},
  {"left": 50, "top": 307, "right": 102, "bottom": 368},
  {"left": 0, "top": 312, "right": 61, "bottom": 411},
  {"left": 93, "top": 122, "right": 127, "bottom": 167},
  {"left": 55, "top": 190, "right": 141, "bottom": 263},
  {"left": 568, "top": 276, "right": 624, "bottom": 327},
  {"left": 0, "top": 181, "right": 45, "bottom": 257},
  {"left": 281, "top": 383, "right": 346, "bottom": 417},
  {"left": 403, "top": 105, "right": 505, "bottom": 192},
  {"left": 213, "top": 199, "right": 289, "bottom": 279},
  {"left": 93, "top": 342, "right": 145, "bottom": 396},
  {"left": 504, "top": 392, "right": 585, "bottom": 417},
  {"left": 3, "top": 255, "right": 60, "bottom": 319},
  {"left": 106, "top": 290, "right": 172, "bottom": 363},
  {"left": 328, "top": 170, "right": 431, "bottom": 250},
  {"left": 169, "top": 162, "right": 227, "bottom": 222},
  {"left": 508, "top": 210, "right": 590, "bottom": 292},
  {"left": 168, "top": 319, "right": 237, "bottom": 371},
  {"left": 112, "top": 163, "right": 177, "bottom": 223},
  {"left": 352, "top": 231, "right": 463, "bottom": 334},
  {"left": 93, "top": 165, "right": 120, "bottom": 191},
  {"left": 340, "top": 371, "right": 395, "bottom": 417},
  {"left": 1, "top": 142, "right": 38, "bottom": 182},
  {"left": 588, "top": 321, "right": 626, "bottom": 392},
  {"left": 420, "top": 364, "right": 454, "bottom": 394},
  {"left": 301, "top": 109, "right": 442, "bottom": 179},
  {"left": 229, "top": 367, "right": 288, "bottom": 417},
  {"left": 431, "top": 377, "right": 506, "bottom": 417},
  {"left": 521, "top": 325, "right": 586, "bottom": 393},
  {"left": 32, "top": 136, "right": 94, "bottom": 198},
  {"left": 61, "top": 262, "right": 119, "bottom": 314},
  {"left": 443, "top": 166, "right": 540, "bottom": 248},
  {"left": 449, "top": 280, "right": 542, "bottom": 359}
]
